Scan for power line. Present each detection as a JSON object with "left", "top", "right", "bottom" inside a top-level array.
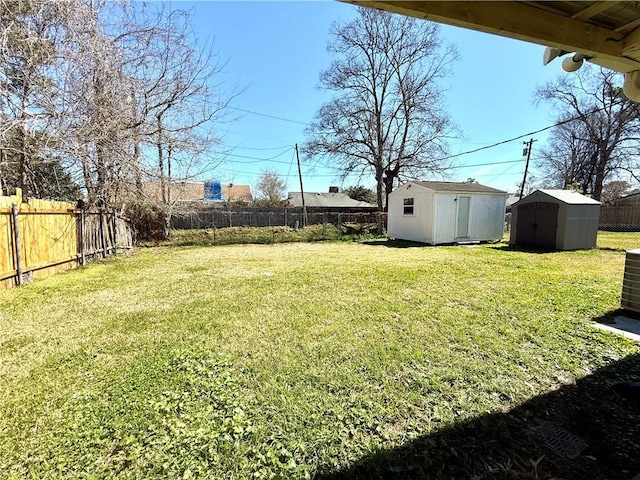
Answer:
[
  {"left": 451, "top": 158, "right": 524, "bottom": 169},
  {"left": 229, "top": 107, "right": 309, "bottom": 126},
  {"left": 473, "top": 165, "right": 521, "bottom": 178},
  {"left": 225, "top": 157, "right": 294, "bottom": 165},
  {"left": 438, "top": 100, "right": 623, "bottom": 163},
  {"left": 232, "top": 144, "right": 292, "bottom": 151},
  {"left": 217, "top": 167, "right": 339, "bottom": 178},
  {"left": 285, "top": 149, "right": 296, "bottom": 179},
  {"left": 222, "top": 99, "right": 624, "bottom": 176},
  {"left": 223, "top": 148, "right": 292, "bottom": 164}
]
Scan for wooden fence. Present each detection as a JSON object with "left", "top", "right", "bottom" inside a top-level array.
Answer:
[
  {"left": 599, "top": 205, "right": 640, "bottom": 232},
  {"left": 0, "top": 189, "right": 133, "bottom": 290}
]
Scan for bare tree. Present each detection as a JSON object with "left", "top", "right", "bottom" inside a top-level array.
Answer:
[
  {"left": 536, "top": 121, "right": 593, "bottom": 190},
  {"left": 0, "top": 0, "right": 69, "bottom": 201},
  {"left": 1, "top": 0, "right": 234, "bottom": 221},
  {"left": 536, "top": 67, "right": 640, "bottom": 200},
  {"left": 600, "top": 180, "right": 637, "bottom": 205},
  {"left": 304, "top": 7, "right": 458, "bottom": 213},
  {"left": 115, "top": 4, "right": 235, "bottom": 236},
  {"left": 254, "top": 169, "right": 287, "bottom": 206},
  {"left": 140, "top": 13, "right": 230, "bottom": 200},
  {"left": 57, "top": 2, "right": 133, "bottom": 207}
]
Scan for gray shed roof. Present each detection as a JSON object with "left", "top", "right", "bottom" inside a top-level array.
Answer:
[
  {"left": 411, "top": 181, "right": 507, "bottom": 195},
  {"left": 287, "top": 192, "right": 376, "bottom": 208},
  {"left": 532, "top": 189, "right": 601, "bottom": 205}
]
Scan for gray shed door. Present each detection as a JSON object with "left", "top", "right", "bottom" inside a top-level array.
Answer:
[
  {"left": 456, "top": 196, "right": 471, "bottom": 238},
  {"left": 516, "top": 202, "right": 558, "bottom": 248}
]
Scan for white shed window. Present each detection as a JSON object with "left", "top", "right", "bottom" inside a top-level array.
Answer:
[{"left": 403, "top": 197, "right": 414, "bottom": 215}]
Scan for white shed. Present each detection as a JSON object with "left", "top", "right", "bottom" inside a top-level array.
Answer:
[
  {"left": 509, "top": 189, "right": 601, "bottom": 250},
  {"left": 387, "top": 181, "right": 508, "bottom": 245}
]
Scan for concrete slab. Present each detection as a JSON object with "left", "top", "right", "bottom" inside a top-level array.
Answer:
[{"left": 593, "top": 315, "right": 640, "bottom": 342}]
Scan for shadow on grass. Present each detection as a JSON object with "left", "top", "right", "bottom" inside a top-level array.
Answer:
[
  {"left": 317, "top": 350, "right": 640, "bottom": 479},
  {"left": 362, "top": 239, "right": 431, "bottom": 249},
  {"left": 361, "top": 239, "right": 499, "bottom": 248},
  {"left": 486, "top": 243, "right": 564, "bottom": 254},
  {"left": 364, "top": 240, "right": 558, "bottom": 251},
  {"left": 598, "top": 246, "right": 631, "bottom": 253},
  {"left": 592, "top": 309, "right": 640, "bottom": 325}
]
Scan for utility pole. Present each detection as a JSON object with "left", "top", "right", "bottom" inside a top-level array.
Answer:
[
  {"left": 519, "top": 138, "right": 537, "bottom": 200},
  {"left": 295, "top": 144, "right": 308, "bottom": 227}
]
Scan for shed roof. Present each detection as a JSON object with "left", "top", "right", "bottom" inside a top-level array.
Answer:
[
  {"left": 535, "top": 189, "right": 601, "bottom": 205},
  {"left": 287, "top": 192, "right": 376, "bottom": 208},
  {"left": 410, "top": 181, "right": 507, "bottom": 195}
]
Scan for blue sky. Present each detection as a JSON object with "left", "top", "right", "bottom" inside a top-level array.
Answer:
[{"left": 178, "top": 0, "right": 567, "bottom": 195}]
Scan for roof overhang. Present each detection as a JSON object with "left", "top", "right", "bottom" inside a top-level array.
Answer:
[{"left": 343, "top": 1, "right": 640, "bottom": 99}]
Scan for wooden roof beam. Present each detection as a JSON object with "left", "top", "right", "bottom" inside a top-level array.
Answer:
[
  {"left": 616, "top": 17, "right": 640, "bottom": 33},
  {"left": 345, "top": 1, "right": 640, "bottom": 72},
  {"left": 571, "top": 1, "right": 618, "bottom": 21}
]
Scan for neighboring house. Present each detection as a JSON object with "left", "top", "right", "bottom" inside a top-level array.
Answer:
[
  {"left": 616, "top": 192, "right": 640, "bottom": 206},
  {"left": 142, "top": 182, "right": 252, "bottom": 204},
  {"left": 221, "top": 184, "right": 252, "bottom": 203},
  {"left": 387, "top": 181, "right": 508, "bottom": 245},
  {"left": 142, "top": 182, "right": 205, "bottom": 203},
  {"left": 510, "top": 189, "right": 601, "bottom": 250},
  {"left": 286, "top": 191, "right": 377, "bottom": 210},
  {"left": 505, "top": 194, "right": 521, "bottom": 212}
]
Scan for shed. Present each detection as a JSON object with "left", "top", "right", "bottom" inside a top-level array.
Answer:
[
  {"left": 509, "top": 189, "right": 601, "bottom": 250},
  {"left": 387, "top": 181, "right": 508, "bottom": 245}
]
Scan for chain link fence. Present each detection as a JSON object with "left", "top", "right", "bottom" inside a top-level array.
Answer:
[
  {"left": 171, "top": 206, "right": 386, "bottom": 233},
  {"left": 597, "top": 206, "right": 640, "bottom": 250},
  {"left": 599, "top": 206, "right": 640, "bottom": 232}
]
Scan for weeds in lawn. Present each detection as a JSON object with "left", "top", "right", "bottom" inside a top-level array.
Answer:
[{"left": 140, "top": 224, "right": 381, "bottom": 247}]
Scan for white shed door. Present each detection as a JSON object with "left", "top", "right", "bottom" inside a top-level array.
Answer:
[{"left": 457, "top": 196, "right": 471, "bottom": 238}]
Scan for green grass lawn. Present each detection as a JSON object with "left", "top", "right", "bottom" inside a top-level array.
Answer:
[{"left": 1, "top": 236, "right": 639, "bottom": 479}]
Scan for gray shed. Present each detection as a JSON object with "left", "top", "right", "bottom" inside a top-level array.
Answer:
[{"left": 510, "top": 189, "right": 601, "bottom": 250}]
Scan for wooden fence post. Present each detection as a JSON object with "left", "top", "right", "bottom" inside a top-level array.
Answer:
[
  {"left": 112, "top": 212, "right": 117, "bottom": 253},
  {"left": 99, "top": 210, "right": 107, "bottom": 258},
  {"left": 11, "top": 203, "right": 23, "bottom": 286},
  {"left": 79, "top": 208, "right": 86, "bottom": 266},
  {"left": 322, "top": 213, "right": 326, "bottom": 237}
]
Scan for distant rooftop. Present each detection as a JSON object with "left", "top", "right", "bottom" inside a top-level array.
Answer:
[
  {"left": 410, "top": 181, "right": 508, "bottom": 195},
  {"left": 142, "top": 182, "right": 252, "bottom": 203},
  {"left": 287, "top": 192, "right": 376, "bottom": 208}
]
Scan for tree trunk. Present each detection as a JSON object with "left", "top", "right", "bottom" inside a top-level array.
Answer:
[
  {"left": 375, "top": 170, "right": 384, "bottom": 234},
  {"left": 592, "top": 154, "right": 607, "bottom": 201},
  {"left": 19, "top": 79, "right": 29, "bottom": 203},
  {"left": 19, "top": 131, "right": 28, "bottom": 203},
  {"left": 157, "top": 117, "right": 166, "bottom": 204}
]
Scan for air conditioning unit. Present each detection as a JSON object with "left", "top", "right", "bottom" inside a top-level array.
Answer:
[{"left": 621, "top": 248, "right": 640, "bottom": 313}]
